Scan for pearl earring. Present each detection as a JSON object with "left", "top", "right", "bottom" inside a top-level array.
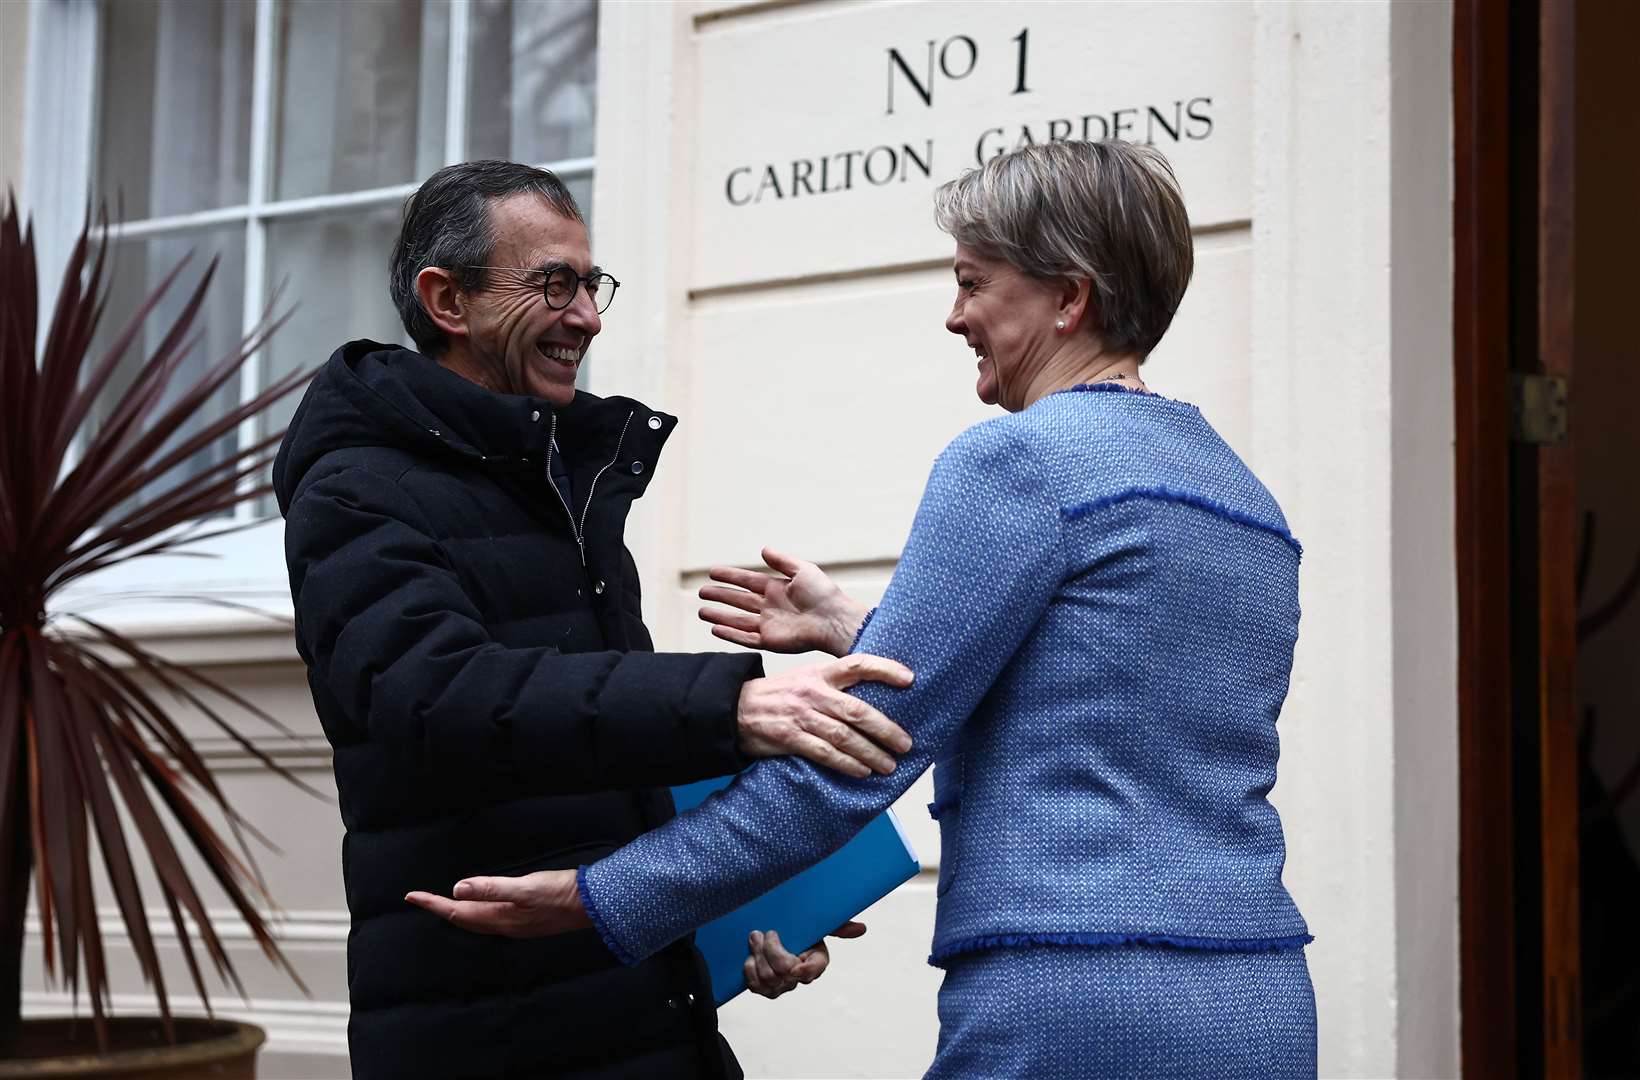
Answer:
[{"left": 1055, "top": 320, "right": 1066, "bottom": 331}]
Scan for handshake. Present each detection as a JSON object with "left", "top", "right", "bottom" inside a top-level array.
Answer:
[{"left": 706, "top": 547, "right": 914, "bottom": 779}]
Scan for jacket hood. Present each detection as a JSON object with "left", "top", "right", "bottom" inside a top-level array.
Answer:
[{"left": 272, "top": 340, "right": 673, "bottom": 516}]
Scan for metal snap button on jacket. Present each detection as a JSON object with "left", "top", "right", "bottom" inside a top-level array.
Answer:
[{"left": 630, "top": 461, "right": 645, "bottom": 475}]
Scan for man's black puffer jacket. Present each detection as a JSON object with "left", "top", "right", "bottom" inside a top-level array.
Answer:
[{"left": 273, "top": 341, "right": 759, "bottom": 1080}]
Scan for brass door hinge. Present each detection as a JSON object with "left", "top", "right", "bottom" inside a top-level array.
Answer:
[{"left": 1511, "top": 373, "right": 1569, "bottom": 444}]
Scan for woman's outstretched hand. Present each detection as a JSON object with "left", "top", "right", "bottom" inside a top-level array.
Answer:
[
  {"left": 700, "top": 547, "right": 871, "bottom": 657},
  {"left": 405, "top": 870, "right": 589, "bottom": 938}
]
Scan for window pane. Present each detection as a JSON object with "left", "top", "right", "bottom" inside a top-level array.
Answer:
[
  {"left": 565, "top": 173, "right": 593, "bottom": 225},
  {"left": 466, "top": 0, "right": 597, "bottom": 166},
  {"left": 273, "top": 0, "right": 449, "bottom": 200},
  {"left": 85, "top": 227, "right": 247, "bottom": 514},
  {"left": 97, "top": 0, "right": 254, "bottom": 220},
  {"left": 258, "top": 205, "right": 408, "bottom": 512}
]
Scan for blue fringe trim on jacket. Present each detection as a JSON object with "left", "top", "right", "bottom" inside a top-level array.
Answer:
[
  {"left": 848, "top": 607, "right": 878, "bottom": 654},
  {"left": 928, "top": 930, "right": 1315, "bottom": 966},
  {"left": 577, "top": 864, "right": 637, "bottom": 966},
  {"left": 1057, "top": 381, "right": 1183, "bottom": 401},
  {"left": 1062, "top": 486, "right": 1304, "bottom": 558}
]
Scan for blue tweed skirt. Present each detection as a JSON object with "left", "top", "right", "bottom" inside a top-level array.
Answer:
[{"left": 925, "top": 944, "right": 1317, "bottom": 1079}]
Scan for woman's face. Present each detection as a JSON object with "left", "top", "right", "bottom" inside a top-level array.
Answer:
[{"left": 944, "top": 243, "right": 1065, "bottom": 411}]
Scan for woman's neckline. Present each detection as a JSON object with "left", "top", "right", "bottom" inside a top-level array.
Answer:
[{"left": 1049, "top": 381, "right": 1197, "bottom": 408}]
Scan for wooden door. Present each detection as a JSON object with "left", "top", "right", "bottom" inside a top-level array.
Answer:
[
  {"left": 1529, "top": 0, "right": 1581, "bottom": 1073},
  {"left": 1455, "top": 0, "right": 1583, "bottom": 1073},
  {"left": 1453, "top": 0, "right": 1518, "bottom": 1073}
]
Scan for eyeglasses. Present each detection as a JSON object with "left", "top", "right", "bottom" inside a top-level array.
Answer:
[{"left": 464, "top": 265, "right": 622, "bottom": 314}]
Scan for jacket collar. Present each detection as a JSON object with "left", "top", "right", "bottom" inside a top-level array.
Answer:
[
  {"left": 274, "top": 340, "right": 680, "bottom": 516},
  {"left": 352, "top": 344, "right": 651, "bottom": 464}
]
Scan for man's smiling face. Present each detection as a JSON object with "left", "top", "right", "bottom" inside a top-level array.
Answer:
[{"left": 460, "top": 193, "right": 601, "bottom": 406}]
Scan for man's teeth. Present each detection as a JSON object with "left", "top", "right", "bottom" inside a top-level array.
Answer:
[{"left": 539, "top": 345, "right": 579, "bottom": 363}]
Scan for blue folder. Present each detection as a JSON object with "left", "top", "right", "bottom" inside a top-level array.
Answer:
[{"left": 670, "top": 775, "right": 921, "bottom": 1005}]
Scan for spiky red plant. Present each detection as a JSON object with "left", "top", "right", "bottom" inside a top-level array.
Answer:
[{"left": 0, "top": 195, "right": 316, "bottom": 1054}]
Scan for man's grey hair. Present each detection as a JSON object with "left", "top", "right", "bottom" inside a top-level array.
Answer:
[
  {"left": 389, "top": 160, "right": 583, "bottom": 357},
  {"left": 933, "top": 141, "right": 1194, "bottom": 357}
]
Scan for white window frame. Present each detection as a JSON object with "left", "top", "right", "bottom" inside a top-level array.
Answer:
[{"left": 24, "top": 0, "right": 597, "bottom": 638}]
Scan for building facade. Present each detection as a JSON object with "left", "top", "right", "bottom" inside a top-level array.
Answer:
[{"left": 7, "top": 1, "right": 1470, "bottom": 1077}]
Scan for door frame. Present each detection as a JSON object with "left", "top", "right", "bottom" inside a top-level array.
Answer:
[
  {"left": 1527, "top": 0, "right": 1581, "bottom": 1071},
  {"left": 1453, "top": 0, "right": 1582, "bottom": 1074},
  {"left": 1453, "top": 0, "right": 1517, "bottom": 1073}
]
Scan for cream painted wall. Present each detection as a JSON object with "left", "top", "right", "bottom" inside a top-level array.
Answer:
[{"left": 1388, "top": 4, "right": 1460, "bottom": 1075}]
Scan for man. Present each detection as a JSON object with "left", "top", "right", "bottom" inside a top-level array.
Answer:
[{"left": 272, "top": 160, "right": 912, "bottom": 1080}]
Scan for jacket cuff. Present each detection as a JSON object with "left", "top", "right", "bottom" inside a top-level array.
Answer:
[
  {"left": 847, "top": 607, "right": 879, "bottom": 654},
  {"left": 577, "top": 864, "right": 637, "bottom": 965},
  {"left": 687, "top": 651, "right": 763, "bottom": 776}
]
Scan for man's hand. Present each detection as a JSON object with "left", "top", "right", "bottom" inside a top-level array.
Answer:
[
  {"left": 745, "top": 922, "right": 867, "bottom": 999},
  {"left": 700, "top": 548, "right": 871, "bottom": 657},
  {"left": 404, "top": 869, "right": 589, "bottom": 937},
  {"left": 737, "top": 654, "right": 914, "bottom": 778}
]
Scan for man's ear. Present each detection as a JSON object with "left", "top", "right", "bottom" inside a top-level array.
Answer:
[
  {"left": 1056, "top": 276, "right": 1098, "bottom": 336},
  {"left": 415, "top": 266, "right": 469, "bottom": 342}
]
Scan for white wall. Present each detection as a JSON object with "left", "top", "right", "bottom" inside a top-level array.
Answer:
[
  {"left": 1241, "top": 2, "right": 1458, "bottom": 1077},
  {"left": 1388, "top": 3, "right": 1460, "bottom": 1075}
]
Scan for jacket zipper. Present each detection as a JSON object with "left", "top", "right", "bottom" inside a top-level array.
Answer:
[
  {"left": 545, "top": 409, "right": 635, "bottom": 569},
  {"left": 578, "top": 410, "right": 634, "bottom": 547},
  {"left": 544, "top": 413, "right": 584, "bottom": 566}
]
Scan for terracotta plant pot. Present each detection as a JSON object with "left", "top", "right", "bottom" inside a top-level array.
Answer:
[{"left": 0, "top": 1018, "right": 265, "bottom": 1079}]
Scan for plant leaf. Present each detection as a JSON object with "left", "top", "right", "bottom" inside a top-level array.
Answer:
[
  {"left": 53, "top": 651, "right": 169, "bottom": 1027},
  {"left": 1, "top": 194, "right": 316, "bottom": 1048}
]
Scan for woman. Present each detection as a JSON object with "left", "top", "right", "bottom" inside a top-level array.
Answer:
[{"left": 410, "top": 140, "right": 1316, "bottom": 1078}]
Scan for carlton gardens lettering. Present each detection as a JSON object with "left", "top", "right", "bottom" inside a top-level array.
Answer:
[{"left": 724, "top": 27, "right": 1216, "bottom": 207}]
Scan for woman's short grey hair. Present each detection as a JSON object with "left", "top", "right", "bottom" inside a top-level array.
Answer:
[
  {"left": 933, "top": 141, "right": 1194, "bottom": 357},
  {"left": 389, "top": 160, "right": 583, "bottom": 357}
]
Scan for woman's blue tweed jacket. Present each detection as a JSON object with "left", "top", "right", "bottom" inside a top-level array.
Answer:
[{"left": 579, "top": 385, "right": 1311, "bottom": 966}]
